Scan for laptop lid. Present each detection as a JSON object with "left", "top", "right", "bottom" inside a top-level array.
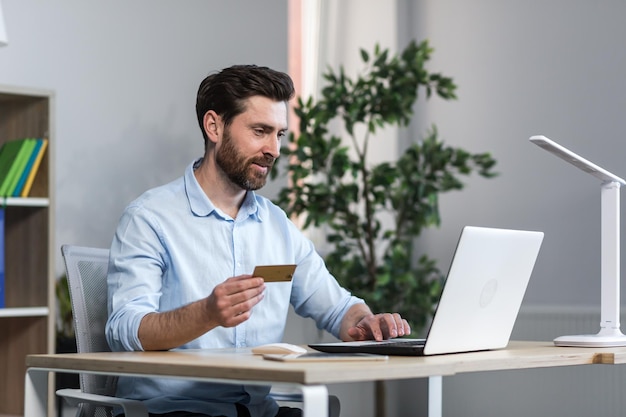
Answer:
[
  {"left": 422, "top": 226, "right": 543, "bottom": 355},
  {"left": 309, "top": 226, "right": 544, "bottom": 356}
]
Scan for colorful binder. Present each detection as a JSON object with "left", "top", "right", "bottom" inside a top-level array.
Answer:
[
  {"left": 6, "top": 138, "right": 36, "bottom": 196},
  {"left": 0, "top": 138, "right": 31, "bottom": 196},
  {"left": 20, "top": 138, "right": 48, "bottom": 197}
]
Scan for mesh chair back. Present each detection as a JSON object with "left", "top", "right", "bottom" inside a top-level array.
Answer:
[{"left": 61, "top": 245, "right": 117, "bottom": 417}]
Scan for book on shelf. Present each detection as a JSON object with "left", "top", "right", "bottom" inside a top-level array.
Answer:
[
  {"left": 6, "top": 138, "right": 36, "bottom": 196},
  {"left": 17, "top": 138, "right": 48, "bottom": 197},
  {"left": 0, "top": 138, "right": 31, "bottom": 196},
  {"left": 0, "top": 138, "right": 48, "bottom": 198}
]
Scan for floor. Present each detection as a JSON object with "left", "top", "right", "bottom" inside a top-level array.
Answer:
[{"left": 59, "top": 403, "right": 77, "bottom": 417}]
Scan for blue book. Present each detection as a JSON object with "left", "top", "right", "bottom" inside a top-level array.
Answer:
[{"left": 0, "top": 207, "right": 4, "bottom": 308}]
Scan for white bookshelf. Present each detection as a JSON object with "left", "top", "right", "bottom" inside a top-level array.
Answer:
[{"left": 0, "top": 84, "right": 55, "bottom": 416}]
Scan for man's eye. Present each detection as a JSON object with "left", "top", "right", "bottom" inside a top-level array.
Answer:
[
  {"left": 278, "top": 131, "right": 287, "bottom": 140},
  {"left": 254, "top": 129, "right": 265, "bottom": 136}
]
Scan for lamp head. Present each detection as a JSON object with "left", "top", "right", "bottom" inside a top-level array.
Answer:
[{"left": 530, "top": 135, "right": 626, "bottom": 185}]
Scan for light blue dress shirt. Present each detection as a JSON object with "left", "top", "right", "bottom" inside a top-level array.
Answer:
[{"left": 105, "top": 159, "right": 363, "bottom": 417}]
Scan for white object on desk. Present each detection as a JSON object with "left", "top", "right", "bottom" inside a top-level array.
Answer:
[
  {"left": 252, "top": 343, "right": 308, "bottom": 355},
  {"left": 530, "top": 135, "right": 626, "bottom": 347}
]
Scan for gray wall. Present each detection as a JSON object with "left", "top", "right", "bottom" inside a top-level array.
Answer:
[
  {"left": 0, "top": 0, "right": 289, "bottom": 277},
  {"left": 403, "top": 0, "right": 626, "bottom": 310}
]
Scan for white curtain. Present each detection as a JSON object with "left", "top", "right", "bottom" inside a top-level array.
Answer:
[{"left": 0, "top": 0, "right": 8, "bottom": 46}]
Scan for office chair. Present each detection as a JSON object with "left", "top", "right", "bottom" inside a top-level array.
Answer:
[
  {"left": 58, "top": 245, "right": 340, "bottom": 417},
  {"left": 58, "top": 244, "right": 148, "bottom": 417}
]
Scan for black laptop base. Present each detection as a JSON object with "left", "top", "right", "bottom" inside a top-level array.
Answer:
[{"left": 309, "top": 339, "right": 427, "bottom": 356}]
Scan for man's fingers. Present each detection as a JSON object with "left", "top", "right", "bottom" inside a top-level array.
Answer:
[
  {"left": 207, "top": 276, "right": 266, "bottom": 328},
  {"left": 351, "top": 313, "right": 413, "bottom": 341},
  {"left": 378, "top": 313, "right": 411, "bottom": 339},
  {"left": 222, "top": 275, "right": 265, "bottom": 294}
]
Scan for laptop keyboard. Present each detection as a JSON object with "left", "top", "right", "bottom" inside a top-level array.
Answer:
[{"left": 359, "top": 339, "right": 425, "bottom": 347}]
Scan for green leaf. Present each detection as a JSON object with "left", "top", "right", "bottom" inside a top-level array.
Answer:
[{"left": 360, "top": 48, "right": 369, "bottom": 63}]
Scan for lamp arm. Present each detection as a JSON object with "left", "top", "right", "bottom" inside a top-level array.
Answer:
[{"left": 600, "top": 181, "right": 621, "bottom": 333}]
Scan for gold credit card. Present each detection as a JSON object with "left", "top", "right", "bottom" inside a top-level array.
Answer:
[{"left": 253, "top": 265, "right": 297, "bottom": 282}]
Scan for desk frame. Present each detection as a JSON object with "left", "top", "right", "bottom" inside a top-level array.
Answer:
[
  {"left": 25, "top": 341, "right": 626, "bottom": 417},
  {"left": 25, "top": 366, "right": 330, "bottom": 417}
]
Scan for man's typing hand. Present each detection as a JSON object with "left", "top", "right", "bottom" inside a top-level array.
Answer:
[
  {"left": 347, "top": 312, "right": 411, "bottom": 341},
  {"left": 340, "top": 303, "right": 411, "bottom": 341}
]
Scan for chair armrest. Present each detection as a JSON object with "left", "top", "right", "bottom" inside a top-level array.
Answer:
[{"left": 56, "top": 388, "right": 149, "bottom": 417}]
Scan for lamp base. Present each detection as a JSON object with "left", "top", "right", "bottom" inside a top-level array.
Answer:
[{"left": 554, "top": 329, "right": 626, "bottom": 347}]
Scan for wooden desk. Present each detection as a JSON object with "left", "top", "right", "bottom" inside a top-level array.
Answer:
[{"left": 24, "top": 341, "right": 626, "bottom": 417}]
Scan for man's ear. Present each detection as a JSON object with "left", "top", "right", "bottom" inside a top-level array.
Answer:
[{"left": 203, "top": 110, "right": 221, "bottom": 144}]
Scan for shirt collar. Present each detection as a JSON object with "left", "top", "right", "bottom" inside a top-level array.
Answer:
[{"left": 184, "top": 159, "right": 261, "bottom": 222}]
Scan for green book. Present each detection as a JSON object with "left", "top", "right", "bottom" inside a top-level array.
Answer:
[
  {"left": 0, "top": 139, "right": 32, "bottom": 197},
  {"left": 0, "top": 138, "right": 32, "bottom": 197},
  {"left": 6, "top": 138, "right": 37, "bottom": 196}
]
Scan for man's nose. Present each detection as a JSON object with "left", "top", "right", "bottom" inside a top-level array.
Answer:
[{"left": 263, "top": 135, "right": 281, "bottom": 158}]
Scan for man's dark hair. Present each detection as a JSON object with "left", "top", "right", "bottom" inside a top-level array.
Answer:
[{"left": 196, "top": 64, "right": 295, "bottom": 143}]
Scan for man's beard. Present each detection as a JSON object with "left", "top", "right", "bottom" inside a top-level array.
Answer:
[{"left": 216, "top": 128, "right": 276, "bottom": 191}]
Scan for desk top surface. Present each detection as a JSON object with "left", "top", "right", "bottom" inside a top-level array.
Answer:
[{"left": 26, "top": 341, "right": 626, "bottom": 385}]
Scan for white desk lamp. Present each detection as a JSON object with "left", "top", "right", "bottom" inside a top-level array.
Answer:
[
  {"left": 0, "top": 1, "right": 8, "bottom": 47},
  {"left": 530, "top": 135, "right": 626, "bottom": 347}
]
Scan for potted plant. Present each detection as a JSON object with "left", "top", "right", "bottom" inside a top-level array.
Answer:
[
  {"left": 55, "top": 275, "right": 79, "bottom": 385},
  {"left": 56, "top": 275, "right": 74, "bottom": 348},
  {"left": 271, "top": 40, "right": 497, "bottom": 416}
]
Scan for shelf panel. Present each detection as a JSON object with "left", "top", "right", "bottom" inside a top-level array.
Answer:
[
  {"left": 2, "top": 197, "right": 49, "bottom": 207},
  {"left": 0, "top": 307, "right": 49, "bottom": 318}
]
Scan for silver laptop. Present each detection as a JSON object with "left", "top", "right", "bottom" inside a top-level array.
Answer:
[{"left": 310, "top": 226, "right": 544, "bottom": 356}]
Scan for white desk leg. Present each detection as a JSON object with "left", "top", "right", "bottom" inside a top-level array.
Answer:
[
  {"left": 300, "top": 385, "right": 329, "bottom": 417},
  {"left": 428, "top": 376, "right": 442, "bottom": 417},
  {"left": 24, "top": 368, "right": 48, "bottom": 417}
]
